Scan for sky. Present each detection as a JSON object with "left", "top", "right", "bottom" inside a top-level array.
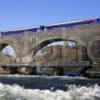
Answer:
[
  {"left": 0, "top": 0, "right": 100, "bottom": 31},
  {"left": 0, "top": 0, "right": 100, "bottom": 55}
]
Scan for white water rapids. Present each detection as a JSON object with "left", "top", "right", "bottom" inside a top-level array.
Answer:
[{"left": 0, "top": 82, "right": 100, "bottom": 100}]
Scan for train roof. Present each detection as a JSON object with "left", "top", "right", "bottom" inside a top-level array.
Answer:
[{"left": 0, "top": 17, "right": 100, "bottom": 34}]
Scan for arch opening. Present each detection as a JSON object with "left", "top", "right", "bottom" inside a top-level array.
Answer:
[
  {"left": 32, "top": 39, "right": 90, "bottom": 75},
  {"left": 2, "top": 45, "right": 15, "bottom": 56},
  {"left": 37, "top": 40, "right": 77, "bottom": 55},
  {"left": 0, "top": 43, "right": 15, "bottom": 56},
  {"left": 0, "top": 43, "right": 16, "bottom": 64},
  {"left": 32, "top": 39, "right": 78, "bottom": 56},
  {"left": 33, "top": 39, "right": 89, "bottom": 62}
]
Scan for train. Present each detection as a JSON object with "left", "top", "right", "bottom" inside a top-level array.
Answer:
[{"left": 0, "top": 18, "right": 100, "bottom": 36}]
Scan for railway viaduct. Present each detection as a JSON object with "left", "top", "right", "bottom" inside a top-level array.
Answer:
[{"left": 0, "top": 18, "right": 100, "bottom": 75}]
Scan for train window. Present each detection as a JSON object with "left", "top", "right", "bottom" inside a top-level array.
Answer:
[{"left": 96, "top": 18, "right": 100, "bottom": 24}]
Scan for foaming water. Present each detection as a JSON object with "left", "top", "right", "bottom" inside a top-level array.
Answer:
[{"left": 0, "top": 82, "right": 100, "bottom": 100}]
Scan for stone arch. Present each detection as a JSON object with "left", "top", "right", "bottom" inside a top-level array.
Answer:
[
  {"left": 32, "top": 38, "right": 78, "bottom": 55},
  {"left": 0, "top": 42, "right": 16, "bottom": 56},
  {"left": 30, "top": 38, "right": 88, "bottom": 62},
  {"left": 0, "top": 43, "right": 8, "bottom": 51}
]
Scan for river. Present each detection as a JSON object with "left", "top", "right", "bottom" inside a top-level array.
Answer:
[{"left": 0, "top": 75, "right": 100, "bottom": 100}]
